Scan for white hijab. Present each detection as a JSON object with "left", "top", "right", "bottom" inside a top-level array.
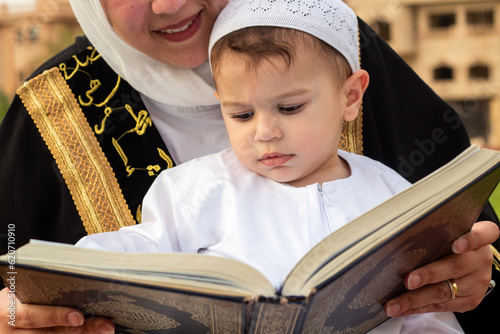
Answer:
[{"left": 68, "top": 0, "right": 219, "bottom": 107}]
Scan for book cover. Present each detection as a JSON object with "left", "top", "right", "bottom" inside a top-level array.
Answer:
[
  {"left": 5, "top": 266, "right": 249, "bottom": 334},
  {"left": 2, "top": 146, "right": 500, "bottom": 333},
  {"left": 296, "top": 164, "right": 500, "bottom": 333}
]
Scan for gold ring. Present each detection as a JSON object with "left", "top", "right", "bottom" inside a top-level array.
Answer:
[
  {"left": 485, "top": 279, "right": 496, "bottom": 298},
  {"left": 446, "top": 279, "right": 459, "bottom": 301}
]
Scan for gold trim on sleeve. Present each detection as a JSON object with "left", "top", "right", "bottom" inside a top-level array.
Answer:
[
  {"left": 339, "top": 26, "right": 363, "bottom": 155},
  {"left": 17, "top": 67, "right": 136, "bottom": 234},
  {"left": 491, "top": 245, "right": 500, "bottom": 272},
  {"left": 340, "top": 112, "right": 363, "bottom": 155}
]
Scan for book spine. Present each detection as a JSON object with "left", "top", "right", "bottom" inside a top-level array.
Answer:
[{"left": 248, "top": 299, "right": 306, "bottom": 334}]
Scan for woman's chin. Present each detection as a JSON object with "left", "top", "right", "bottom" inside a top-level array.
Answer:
[{"left": 155, "top": 50, "right": 209, "bottom": 69}]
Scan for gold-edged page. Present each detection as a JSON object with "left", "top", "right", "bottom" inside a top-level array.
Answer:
[
  {"left": 282, "top": 147, "right": 500, "bottom": 296},
  {"left": 2, "top": 241, "right": 276, "bottom": 299}
]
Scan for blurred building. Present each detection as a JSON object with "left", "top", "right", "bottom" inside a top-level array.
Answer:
[
  {"left": 0, "top": 0, "right": 81, "bottom": 101},
  {"left": 346, "top": 0, "right": 500, "bottom": 148},
  {"left": 1, "top": 0, "right": 499, "bottom": 147}
]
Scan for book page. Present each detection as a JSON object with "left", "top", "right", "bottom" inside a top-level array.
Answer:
[
  {"left": 1, "top": 241, "right": 277, "bottom": 298},
  {"left": 282, "top": 146, "right": 500, "bottom": 296}
]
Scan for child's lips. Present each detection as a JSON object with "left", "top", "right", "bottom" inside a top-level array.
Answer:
[{"left": 259, "top": 153, "right": 294, "bottom": 167}]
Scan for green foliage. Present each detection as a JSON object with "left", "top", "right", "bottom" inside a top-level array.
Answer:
[
  {"left": 45, "top": 26, "right": 80, "bottom": 56},
  {"left": 489, "top": 183, "right": 500, "bottom": 218},
  {"left": 0, "top": 90, "right": 10, "bottom": 124}
]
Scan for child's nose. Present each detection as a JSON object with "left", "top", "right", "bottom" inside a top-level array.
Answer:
[{"left": 254, "top": 115, "right": 282, "bottom": 142}]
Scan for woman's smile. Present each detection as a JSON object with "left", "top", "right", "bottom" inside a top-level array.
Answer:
[{"left": 155, "top": 10, "right": 202, "bottom": 42}]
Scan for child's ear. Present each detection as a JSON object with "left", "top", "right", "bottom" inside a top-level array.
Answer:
[
  {"left": 343, "top": 70, "right": 369, "bottom": 122},
  {"left": 214, "top": 91, "right": 220, "bottom": 101}
]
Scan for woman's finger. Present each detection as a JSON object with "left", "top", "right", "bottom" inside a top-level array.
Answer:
[
  {"left": 385, "top": 244, "right": 494, "bottom": 317},
  {"left": 6, "top": 320, "right": 115, "bottom": 334},
  {"left": 12, "top": 302, "right": 83, "bottom": 329},
  {"left": 0, "top": 288, "right": 115, "bottom": 333},
  {"left": 385, "top": 271, "right": 490, "bottom": 317},
  {"left": 405, "top": 246, "right": 492, "bottom": 290},
  {"left": 452, "top": 221, "right": 499, "bottom": 254}
]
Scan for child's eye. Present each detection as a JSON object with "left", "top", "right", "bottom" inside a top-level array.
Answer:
[
  {"left": 231, "top": 112, "right": 254, "bottom": 121},
  {"left": 279, "top": 104, "right": 304, "bottom": 114}
]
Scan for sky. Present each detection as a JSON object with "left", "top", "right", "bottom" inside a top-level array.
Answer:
[{"left": 0, "top": 0, "right": 35, "bottom": 7}]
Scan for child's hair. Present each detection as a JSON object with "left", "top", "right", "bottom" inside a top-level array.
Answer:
[
  {"left": 210, "top": 26, "right": 352, "bottom": 87},
  {"left": 208, "top": 0, "right": 360, "bottom": 85}
]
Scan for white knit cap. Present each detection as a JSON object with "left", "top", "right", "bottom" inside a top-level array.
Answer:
[{"left": 209, "top": 0, "right": 360, "bottom": 73}]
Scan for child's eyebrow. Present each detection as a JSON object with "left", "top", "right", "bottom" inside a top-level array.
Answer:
[
  {"left": 221, "top": 89, "right": 311, "bottom": 108},
  {"left": 274, "top": 89, "right": 311, "bottom": 101},
  {"left": 220, "top": 100, "right": 251, "bottom": 108}
]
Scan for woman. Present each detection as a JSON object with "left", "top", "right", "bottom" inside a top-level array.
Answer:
[{"left": 0, "top": 1, "right": 497, "bottom": 333}]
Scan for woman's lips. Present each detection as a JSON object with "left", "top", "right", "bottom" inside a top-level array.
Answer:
[
  {"left": 155, "top": 11, "right": 202, "bottom": 43},
  {"left": 259, "top": 153, "right": 293, "bottom": 167}
]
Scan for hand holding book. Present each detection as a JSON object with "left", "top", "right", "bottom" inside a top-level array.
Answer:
[
  {"left": 2, "top": 146, "right": 499, "bottom": 333},
  {"left": 1, "top": 223, "right": 496, "bottom": 334},
  {"left": 0, "top": 287, "right": 115, "bottom": 333},
  {"left": 386, "top": 220, "right": 499, "bottom": 317}
]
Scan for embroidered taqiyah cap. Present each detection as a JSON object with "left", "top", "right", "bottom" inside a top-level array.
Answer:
[{"left": 209, "top": 0, "right": 360, "bottom": 73}]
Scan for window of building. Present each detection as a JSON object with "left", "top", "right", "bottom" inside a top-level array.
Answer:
[
  {"left": 467, "top": 9, "right": 494, "bottom": 26},
  {"left": 430, "top": 13, "right": 456, "bottom": 28},
  {"left": 469, "top": 64, "right": 490, "bottom": 80},
  {"left": 373, "top": 20, "right": 391, "bottom": 41},
  {"left": 433, "top": 66, "right": 454, "bottom": 80},
  {"left": 29, "top": 26, "right": 39, "bottom": 42},
  {"left": 448, "top": 99, "right": 490, "bottom": 142},
  {"left": 16, "top": 29, "right": 24, "bottom": 43}
]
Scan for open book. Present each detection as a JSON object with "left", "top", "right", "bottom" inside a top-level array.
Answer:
[{"left": 2, "top": 145, "right": 500, "bottom": 333}]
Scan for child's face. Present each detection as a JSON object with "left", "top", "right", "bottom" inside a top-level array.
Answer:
[{"left": 215, "top": 43, "right": 359, "bottom": 187}]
